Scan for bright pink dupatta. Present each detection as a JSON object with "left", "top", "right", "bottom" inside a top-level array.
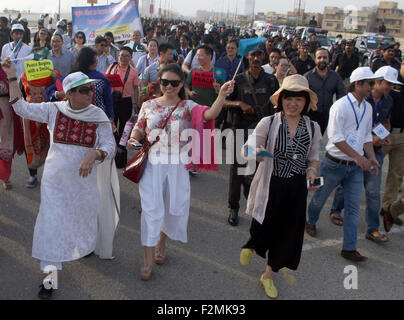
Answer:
[{"left": 185, "top": 105, "right": 218, "bottom": 172}]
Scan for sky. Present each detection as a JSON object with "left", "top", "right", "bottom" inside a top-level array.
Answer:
[{"left": 2, "top": 0, "right": 402, "bottom": 17}]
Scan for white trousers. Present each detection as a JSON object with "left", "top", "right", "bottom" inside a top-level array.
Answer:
[{"left": 139, "top": 159, "right": 191, "bottom": 247}]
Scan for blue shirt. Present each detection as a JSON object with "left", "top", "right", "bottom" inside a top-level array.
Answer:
[{"left": 214, "top": 56, "right": 244, "bottom": 81}]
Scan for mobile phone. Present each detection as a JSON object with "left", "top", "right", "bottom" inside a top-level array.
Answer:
[
  {"left": 307, "top": 177, "right": 324, "bottom": 188},
  {"left": 130, "top": 142, "right": 143, "bottom": 150}
]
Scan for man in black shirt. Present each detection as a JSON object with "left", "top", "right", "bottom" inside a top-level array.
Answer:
[
  {"left": 309, "top": 33, "right": 321, "bottom": 56},
  {"left": 291, "top": 41, "right": 316, "bottom": 75},
  {"left": 285, "top": 36, "right": 299, "bottom": 60},
  {"left": 394, "top": 42, "right": 402, "bottom": 62},
  {"left": 372, "top": 43, "right": 401, "bottom": 73},
  {"left": 305, "top": 48, "right": 346, "bottom": 134},
  {"left": 224, "top": 48, "right": 279, "bottom": 226},
  {"left": 381, "top": 60, "right": 404, "bottom": 228},
  {"left": 331, "top": 40, "right": 360, "bottom": 89},
  {"left": 0, "top": 16, "right": 10, "bottom": 51}
]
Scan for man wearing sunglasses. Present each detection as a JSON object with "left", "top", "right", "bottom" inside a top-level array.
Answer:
[
  {"left": 95, "top": 36, "right": 115, "bottom": 74},
  {"left": 2, "top": 59, "right": 118, "bottom": 299},
  {"left": 306, "top": 67, "right": 382, "bottom": 262}
]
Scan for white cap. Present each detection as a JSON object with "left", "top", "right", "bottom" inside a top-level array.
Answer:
[
  {"left": 374, "top": 66, "right": 403, "bottom": 85},
  {"left": 56, "top": 20, "right": 66, "bottom": 27},
  {"left": 350, "top": 67, "right": 382, "bottom": 84},
  {"left": 11, "top": 24, "right": 25, "bottom": 32},
  {"left": 62, "top": 72, "right": 98, "bottom": 93}
]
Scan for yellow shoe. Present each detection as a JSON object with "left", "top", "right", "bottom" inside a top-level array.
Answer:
[
  {"left": 260, "top": 275, "right": 278, "bottom": 299},
  {"left": 240, "top": 248, "right": 254, "bottom": 266}
]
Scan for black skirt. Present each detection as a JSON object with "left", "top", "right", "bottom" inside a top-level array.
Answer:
[{"left": 243, "top": 174, "right": 308, "bottom": 272}]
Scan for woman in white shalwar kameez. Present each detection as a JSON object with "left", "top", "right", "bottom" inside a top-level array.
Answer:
[
  {"left": 2, "top": 59, "right": 116, "bottom": 299},
  {"left": 128, "top": 63, "right": 234, "bottom": 280}
]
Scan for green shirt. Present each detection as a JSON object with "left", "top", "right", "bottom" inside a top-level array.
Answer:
[{"left": 186, "top": 67, "right": 222, "bottom": 107}]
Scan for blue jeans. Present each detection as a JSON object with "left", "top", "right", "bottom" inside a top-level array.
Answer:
[
  {"left": 330, "top": 148, "right": 384, "bottom": 233},
  {"left": 307, "top": 156, "right": 364, "bottom": 251}
]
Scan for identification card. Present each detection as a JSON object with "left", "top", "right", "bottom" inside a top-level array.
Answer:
[
  {"left": 372, "top": 123, "right": 390, "bottom": 140},
  {"left": 346, "top": 132, "right": 361, "bottom": 150}
]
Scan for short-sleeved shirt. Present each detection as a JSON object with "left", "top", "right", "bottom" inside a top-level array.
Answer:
[
  {"left": 1, "top": 42, "right": 33, "bottom": 80},
  {"left": 215, "top": 55, "right": 244, "bottom": 81},
  {"left": 134, "top": 99, "right": 198, "bottom": 155},
  {"left": 136, "top": 54, "right": 159, "bottom": 79},
  {"left": 96, "top": 53, "right": 115, "bottom": 74},
  {"left": 107, "top": 64, "right": 139, "bottom": 98},
  {"left": 186, "top": 67, "right": 220, "bottom": 107},
  {"left": 47, "top": 49, "right": 76, "bottom": 76},
  {"left": 184, "top": 49, "right": 216, "bottom": 69},
  {"left": 143, "top": 61, "right": 160, "bottom": 84},
  {"left": 291, "top": 56, "right": 316, "bottom": 75}
]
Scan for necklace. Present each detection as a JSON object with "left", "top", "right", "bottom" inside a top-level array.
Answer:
[{"left": 286, "top": 117, "right": 303, "bottom": 160}]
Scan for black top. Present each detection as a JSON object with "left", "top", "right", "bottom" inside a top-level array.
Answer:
[
  {"left": 228, "top": 69, "right": 279, "bottom": 129},
  {"left": 305, "top": 68, "right": 346, "bottom": 113},
  {"left": 273, "top": 115, "right": 311, "bottom": 178},
  {"left": 366, "top": 93, "right": 393, "bottom": 126},
  {"left": 331, "top": 52, "right": 360, "bottom": 80},
  {"left": 291, "top": 56, "right": 316, "bottom": 75},
  {"left": 285, "top": 47, "right": 298, "bottom": 60},
  {"left": 371, "top": 57, "right": 401, "bottom": 73},
  {"left": 389, "top": 75, "right": 404, "bottom": 129},
  {"left": 309, "top": 40, "right": 321, "bottom": 54}
]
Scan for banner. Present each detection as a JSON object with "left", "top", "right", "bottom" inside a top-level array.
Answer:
[
  {"left": 192, "top": 70, "right": 214, "bottom": 88},
  {"left": 24, "top": 60, "right": 54, "bottom": 82},
  {"left": 104, "top": 74, "right": 124, "bottom": 88},
  {"left": 72, "top": 0, "right": 143, "bottom": 45}
]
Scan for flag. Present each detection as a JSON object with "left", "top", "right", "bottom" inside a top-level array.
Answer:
[
  {"left": 237, "top": 38, "right": 266, "bottom": 57},
  {"left": 213, "top": 67, "right": 227, "bottom": 81}
]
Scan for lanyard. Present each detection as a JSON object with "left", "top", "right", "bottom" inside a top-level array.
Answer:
[
  {"left": 347, "top": 95, "right": 367, "bottom": 131},
  {"left": 9, "top": 42, "right": 23, "bottom": 60},
  {"left": 375, "top": 97, "right": 383, "bottom": 122}
]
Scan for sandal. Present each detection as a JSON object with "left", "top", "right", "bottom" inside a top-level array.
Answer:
[
  {"left": 155, "top": 245, "right": 166, "bottom": 265},
  {"left": 2, "top": 180, "right": 12, "bottom": 190},
  {"left": 366, "top": 231, "right": 389, "bottom": 243},
  {"left": 330, "top": 213, "right": 344, "bottom": 226},
  {"left": 140, "top": 263, "right": 152, "bottom": 281}
]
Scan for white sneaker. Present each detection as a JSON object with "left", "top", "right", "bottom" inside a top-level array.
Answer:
[{"left": 26, "top": 176, "right": 38, "bottom": 188}]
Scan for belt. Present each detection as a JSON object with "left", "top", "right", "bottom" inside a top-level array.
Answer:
[
  {"left": 391, "top": 128, "right": 404, "bottom": 134},
  {"left": 326, "top": 153, "right": 356, "bottom": 166}
]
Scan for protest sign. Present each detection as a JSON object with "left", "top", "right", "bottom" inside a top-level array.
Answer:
[
  {"left": 24, "top": 60, "right": 54, "bottom": 82},
  {"left": 104, "top": 74, "right": 124, "bottom": 88},
  {"left": 192, "top": 70, "right": 214, "bottom": 88},
  {"left": 72, "top": 0, "right": 143, "bottom": 45}
]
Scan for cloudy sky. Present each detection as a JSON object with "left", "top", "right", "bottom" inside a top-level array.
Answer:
[{"left": 3, "top": 0, "right": 397, "bottom": 16}]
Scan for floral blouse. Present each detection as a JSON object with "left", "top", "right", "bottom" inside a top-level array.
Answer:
[{"left": 134, "top": 99, "right": 199, "bottom": 154}]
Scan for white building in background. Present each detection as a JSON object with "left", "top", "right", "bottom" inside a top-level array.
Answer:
[
  {"left": 140, "top": 0, "right": 152, "bottom": 17},
  {"left": 242, "top": 0, "right": 255, "bottom": 16}
]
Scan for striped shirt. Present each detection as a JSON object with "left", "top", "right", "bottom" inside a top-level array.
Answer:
[{"left": 273, "top": 115, "right": 311, "bottom": 178}]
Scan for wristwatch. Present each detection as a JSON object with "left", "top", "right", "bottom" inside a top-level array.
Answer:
[{"left": 7, "top": 77, "right": 17, "bottom": 83}]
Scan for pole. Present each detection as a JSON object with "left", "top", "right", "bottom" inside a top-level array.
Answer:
[{"left": 58, "top": 0, "right": 61, "bottom": 19}]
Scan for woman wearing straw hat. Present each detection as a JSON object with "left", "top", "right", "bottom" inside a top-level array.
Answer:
[{"left": 239, "top": 74, "right": 322, "bottom": 299}]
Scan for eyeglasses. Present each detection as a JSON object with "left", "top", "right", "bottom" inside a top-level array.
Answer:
[
  {"left": 160, "top": 79, "right": 181, "bottom": 87},
  {"left": 71, "top": 86, "right": 94, "bottom": 94},
  {"left": 98, "top": 43, "right": 106, "bottom": 47},
  {"left": 119, "top": 54, "right": 131, "bottom": 58},
  {"left": 76, "top": 36, "right": 84, "bottom": 39}
]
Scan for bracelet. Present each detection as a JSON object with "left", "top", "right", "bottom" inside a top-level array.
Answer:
[
  {"left": 7, "top": 77, "right": 17, "bottom": 83},
  {"left": 95, "top": 150, "right": 106, "bottom": 162},
  {"left": 306, "top": 167, "right": 318, "bottom": 175}
]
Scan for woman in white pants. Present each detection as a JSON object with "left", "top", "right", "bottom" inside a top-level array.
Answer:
[{"left": 128, "top": 63, "right": 234, "bottom": 280}]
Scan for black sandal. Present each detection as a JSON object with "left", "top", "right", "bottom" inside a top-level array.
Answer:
[
  {"left": 330, "top": 213, "right": 344, "bottom": 226},
  {"left": 365, "top": 231, "right": 389, "bottom": 243}
]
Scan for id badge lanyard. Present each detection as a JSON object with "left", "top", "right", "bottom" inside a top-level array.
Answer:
[
  {"left": 347, "top": 95, "right": 367, "bottom": 131},
  {"left": 375, "top": 98, "right": 383, "bottom": 123}
]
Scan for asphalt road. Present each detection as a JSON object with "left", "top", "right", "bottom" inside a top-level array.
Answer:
[{"left": 1, "top": 145, "right": 404, "bottom": 300}]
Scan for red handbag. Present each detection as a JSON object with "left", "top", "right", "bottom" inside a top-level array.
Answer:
[{"left": 123, "top": 100, "right": 181, "bottom": 183}]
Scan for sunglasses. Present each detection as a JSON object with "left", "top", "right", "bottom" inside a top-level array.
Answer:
[
  {"left": 76, "top": 36, "right": 84, "bottom": 39},
  {"left": 160, "top": 79, "right": 181, "bottom": 87},
  {"left": 71, "top": 86, "right": 94, "bottom": 94}
]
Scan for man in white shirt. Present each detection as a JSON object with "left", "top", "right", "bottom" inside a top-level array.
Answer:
[
  {"left": 182, "top": 35, "right": 216, "bottom": 74},
  {"left": 125, "top": 30, "right": 147, "bottom": 68},
  {"left": 1, "top": 24, "right": 32, "bottom": 81},
  {"left": 306, "top": 67, "right": 381, "bottom": 262}
]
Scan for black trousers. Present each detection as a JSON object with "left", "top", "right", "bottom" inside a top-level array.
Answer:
[
  {"left": 243, "top": 174, "right": 308, "bottom": 272},
  {"left": 113, "top": 96, "right": 133, "bottom": 140},
  {"left": 228, "top": 127, "right": 254, "bottom": 209}
]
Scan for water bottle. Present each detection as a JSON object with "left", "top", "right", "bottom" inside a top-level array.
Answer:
[{"left": 119, "top": 113, "right": 138, "bottom": 147}]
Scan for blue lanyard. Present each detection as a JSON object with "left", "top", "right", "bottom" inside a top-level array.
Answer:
[
  {"left": 347, "top": 95, "right": 367, "bottom": 131},
  {"left": 375, "top": 97, "right": 383, "bottom": 122},
  {"left": 9, "top": 42, "right": 22, "bottom": 60}
]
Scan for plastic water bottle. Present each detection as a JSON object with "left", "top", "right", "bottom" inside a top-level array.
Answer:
[{"left": 119, "top": 114, "right": 138, "bottom": 147}]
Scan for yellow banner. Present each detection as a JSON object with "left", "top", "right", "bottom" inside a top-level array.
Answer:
[
  {"left": 24, "top": 60, "right": 54, "bottom": 82},
  {"left": 95, "top": 24, "right": 131, "bottom": 38}
]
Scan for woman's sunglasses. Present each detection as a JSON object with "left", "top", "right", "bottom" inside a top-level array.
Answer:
[
  {"left": 71, "top": 86, "right": 94, "bottom": 94},
  {"left": 160, "top": 79, "right": 181, "bottom": 87}
]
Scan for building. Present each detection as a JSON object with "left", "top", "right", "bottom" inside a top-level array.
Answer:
[
  {"left": 375, "top": 1, "right": 404, "bottom": 35},
  {"left": 323, "top": 7, "right": 345, "bottom": 32},
  {"left": 241, "top": 0, "right": 255, "bottom": 16}
]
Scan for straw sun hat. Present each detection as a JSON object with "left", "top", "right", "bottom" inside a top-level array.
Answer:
[{"left": 270, "top": 74, "right": 318, "bottom": 112}]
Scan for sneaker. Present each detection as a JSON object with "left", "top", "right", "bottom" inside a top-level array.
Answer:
[
  {"left": 26, "top": 176, "right": 38, "bottom": 189},
  {"left": 38, "top": 284, "right": 53, "bottom": 300}
]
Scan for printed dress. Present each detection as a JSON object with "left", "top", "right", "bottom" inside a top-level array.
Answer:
[{"left": 12, "top": 99, "right": 115, "bottom": 262}]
